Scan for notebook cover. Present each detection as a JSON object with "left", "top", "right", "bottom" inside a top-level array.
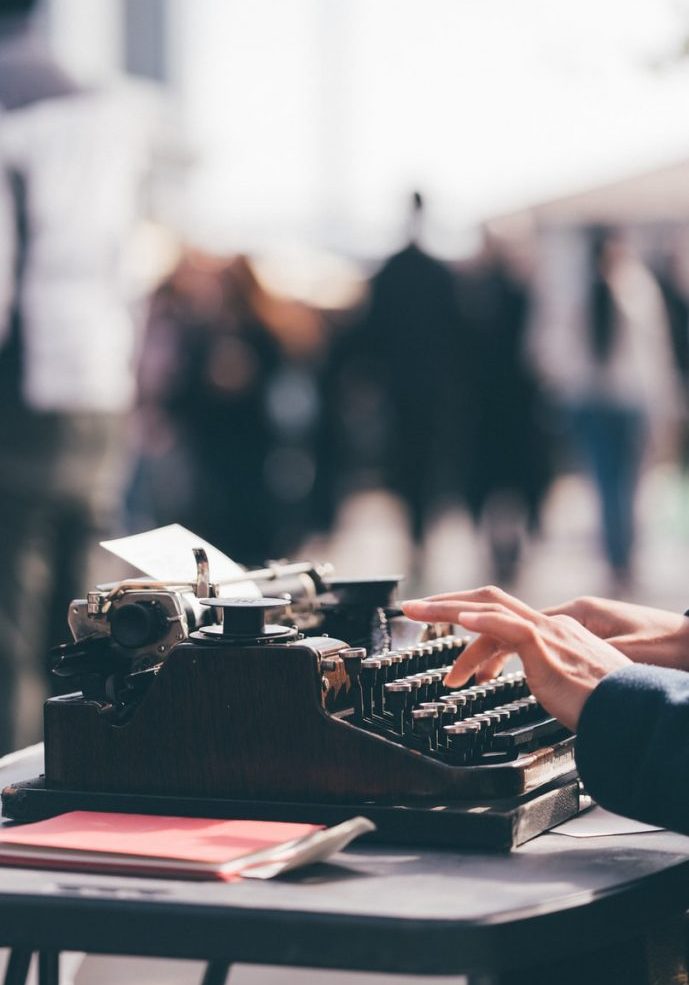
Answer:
[{"left": 0, "top": 811, "right": 323, "bottom": 881}]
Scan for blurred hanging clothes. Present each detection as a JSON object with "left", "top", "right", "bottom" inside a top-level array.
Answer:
[
  {"left": 362, "top": 242, "right": 460, "bottom": 542},
  {"left": 457, "top": 249, "right": 553, "bottom": 584}
]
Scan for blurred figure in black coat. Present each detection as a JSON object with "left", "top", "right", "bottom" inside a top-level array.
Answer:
[
  {"left": 457, "top": 231, "right": 553, "bottom": 584},
  {"left": 361, "top": 193, "right": 459, "bottom": 543}
]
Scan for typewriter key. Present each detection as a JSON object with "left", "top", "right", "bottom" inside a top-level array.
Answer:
[
  {"left": 444, "top": 721, "right": 480, "bottom": 763},
  {"left": 427, "top": 670, "right": 443, "bottom": 701},
  {"left": 360, "top": 657, "right": 382, "bottom": 718},
  {"left": 468, "top": 686, "right": 488, "bottom": 712},
  {"left": 411, "top": 706, "right": 438, "bottom": 750},
  {"left": 414, "top": 672, "right": 433, "bottom": 703},
  {"left": 430, "top": 640, "right": 446, "bottom": 669},
  {"left": 419, "top": 643, "right": 434, "bottom": 672},
  {"left": 341, "top": 647, "right": 366, "bottom": 679},
  {"left": 446, "top": 691, "right": 469, "bottom": 719},
  {"left": 481, "top": 682, "right": 499, "bottom": 708},
  {"left": 384, "top": 681, "right": 412, "bottom": 732},
  {"left": 340, "top": 647, "right": 366, "bottom": 715},
  {"left": 435, "top": 701, "right": 458, "bottom": 742},
  {"left": 398, "top": 647, "right": 414, "bottom": 674}
]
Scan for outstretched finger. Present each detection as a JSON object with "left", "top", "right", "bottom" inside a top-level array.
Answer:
[
  {"left": 442, "top": 632, "right": 507, "bottom": 686},
  {"left": 405, "top": 587, "right": 535, "bottom": 618},
  {"left": 444, "top": 609, "right": 541, "bottom": 686},
  {"left": 474, "top": 650, "right": 512, "bottom": 684},
  {"left": 402, "top": 598, "right": 524, "bottom": 626}
]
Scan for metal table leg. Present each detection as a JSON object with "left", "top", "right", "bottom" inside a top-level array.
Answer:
[
  {"left": 3, "top": 950, "right": 32, "bottom": 985},
  {"left": 200, "top": 962, "right": 231, "bottom": 985}
]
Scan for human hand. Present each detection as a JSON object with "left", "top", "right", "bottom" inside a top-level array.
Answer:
[
  {"left": 402, "top": 586, "right": 631, "bottom": 731},
  {"left": 544, "top": 596, "right": 689, "bottom": 672}
]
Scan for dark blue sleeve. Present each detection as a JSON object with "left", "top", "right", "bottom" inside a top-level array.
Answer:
[{"left": 575, "top": 664, "right": 689, "bottom": 833}]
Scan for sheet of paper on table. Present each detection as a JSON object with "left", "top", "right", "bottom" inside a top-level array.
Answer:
[
  {"left": 100, "top": 524, "right": 259, "bottom": 596},
  {"left": 552, "top": 806, "right": 662, "bottom": 838}
]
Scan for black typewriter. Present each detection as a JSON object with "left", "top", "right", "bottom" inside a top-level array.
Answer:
[{"left": 2, "top": 553, "right": 586, "bottom": 850}]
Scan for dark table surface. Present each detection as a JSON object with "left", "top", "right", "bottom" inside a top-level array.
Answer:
[{"left": 0, "top": 747, "right": 689, "bottom": 979}]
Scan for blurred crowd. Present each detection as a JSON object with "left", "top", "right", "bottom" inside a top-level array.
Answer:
[
  {"left": 1, "top": 0, "right": 689, "bottom": 753},
  {"left": 126, "top": 208, "right": 689, "bottom": 597}
]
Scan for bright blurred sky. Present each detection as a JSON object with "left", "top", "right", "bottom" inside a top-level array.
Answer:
[{"left": 51, "top": 0, "right": 689, "bottom": 256}]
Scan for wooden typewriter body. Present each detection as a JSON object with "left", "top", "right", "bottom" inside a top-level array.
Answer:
[{"left": 3, "top": 592, "right": 585, "bottom": 849}]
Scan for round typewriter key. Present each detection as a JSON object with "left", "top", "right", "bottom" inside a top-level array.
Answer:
[
  {"left": 420, "top": 701, "right": 446, "bottom": 714},
  {"left": 490, "top": 677, "right": 508, "bottom": 699},
  {"left": 485, "top": 709, "right": 506, "bottom": 738},
  {"left": 414, "top": 672, "right": 433, "bottom": 703},
  {"left": 513, "top": 673, "right": 528, "bottom": 697},
  {"left": 430, "top": 639, "right": 445, "bottom": 668},
  {"left": 403, "top": 675, "right": 423, "bottom": 693},
  {"left": 384, "top": 681, "right": 412, "bottom": 732},
  {"left": 468, "top": 686, "right": 487, "bottom": 712},
  {"left": 341, "top": 648, "right": 366, "bottom": 678},
  {"left": 511, "top": 699, "right": 529, "bottom": 723},
  {"left": 491, "top": 706, "right": 512, "bottom": 726},
  {"left": 434, "top": 700, "right": 458, "bottom": 741},
  {"left": 420, "top": 643, "right": 434, "bottom": 672},
  {"left": 398, "top": 647, "right": 414, "bottom": 673},
  {"left": 444, "top": 721, "right": 480, "bottom": 763},
  {"left": 360, "top": 658, "right": 382, "bottom": 718},
  {"left": 420, "top": 701, "right": 445, "bottom": 738},
  {"left": 524, "top": 694, "right": 539, "bottom": 718},
  {"left": 473, "top": 713, "right": 493, "bottom": 747},
  {"left": 411, "top": 706, "right": 439, "bottom": 750},
  {"left": 376, "top": 654, "right": 393, "bottom": 686},
  {"left": 481, "top": 682, "right": 498, "bottom": 707},
  {"left": 446, "top": 691, "right": 469, "bottom": 719},
  {"left": 427, "top": 670, "right": 443, "bottom": 701}
]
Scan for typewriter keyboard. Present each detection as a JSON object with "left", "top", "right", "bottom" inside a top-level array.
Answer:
[{"left": 352, "top": 637, "right": 569, "bottom": 764}]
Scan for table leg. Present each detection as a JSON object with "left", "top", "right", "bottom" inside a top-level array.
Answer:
[
  {"left": 3, "top": 950, "right": 32, "bottom": 985},
  {"left": 37, "top": 952, "right": 59, "bottom": 985},
  {"left": 200, "top": 961, "right": 231, "bottom": 985}
]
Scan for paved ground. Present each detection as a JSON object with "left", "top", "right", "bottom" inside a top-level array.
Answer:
[{"left": 315, "top": 464, "right": 689, "bottom": 613}]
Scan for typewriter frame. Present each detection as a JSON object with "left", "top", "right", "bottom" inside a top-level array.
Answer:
[{"left": 3, "top": 633, "right": 585, "bottom": 849}]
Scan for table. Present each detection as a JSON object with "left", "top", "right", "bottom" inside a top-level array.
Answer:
[{"left": 0, "top": 747, "right": 688, "bottom": 985}]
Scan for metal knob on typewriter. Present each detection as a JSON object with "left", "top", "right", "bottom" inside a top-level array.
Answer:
[{"left": 194, "top": 597, "right": 297, "bottom": 644}]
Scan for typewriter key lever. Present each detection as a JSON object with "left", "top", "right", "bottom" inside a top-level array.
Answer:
[{"left": 196, "top": 597, "right": 298, "bottom": 643}]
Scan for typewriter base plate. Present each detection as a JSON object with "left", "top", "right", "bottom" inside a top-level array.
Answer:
[{"left": 2, "top": 774, "right": 585, "bottom": 850}]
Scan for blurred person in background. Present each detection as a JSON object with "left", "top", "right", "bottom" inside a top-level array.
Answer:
[
  {"left": 358, "top": 192, "right": 460, "bottom": 556},
  {"left": 533, "top": 226, "right": 683, "bottom": 592},
  {"left": 654, "top": 235, "right": 689, "bottom": 471},
  {"left": 133, "top": 251, "right": 324, "bottom": 564},
  {"left": 0, "top": 0, "right": 152, "bottom": 752},
  {"left": 456, "top": 230, "right": 553, "bottom": 585}
]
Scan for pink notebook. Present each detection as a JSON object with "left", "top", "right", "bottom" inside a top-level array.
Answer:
[{"left": 0, "top": 812, "right": 325, "bottom": 881}]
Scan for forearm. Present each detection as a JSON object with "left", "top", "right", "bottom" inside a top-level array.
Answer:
[{"left": 576, "top": 664, "right": 689, "bottom": 833}]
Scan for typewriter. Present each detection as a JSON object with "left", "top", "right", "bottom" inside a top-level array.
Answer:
[{"left": 2, "top": 548, "right": 586, "bottom": 849}]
